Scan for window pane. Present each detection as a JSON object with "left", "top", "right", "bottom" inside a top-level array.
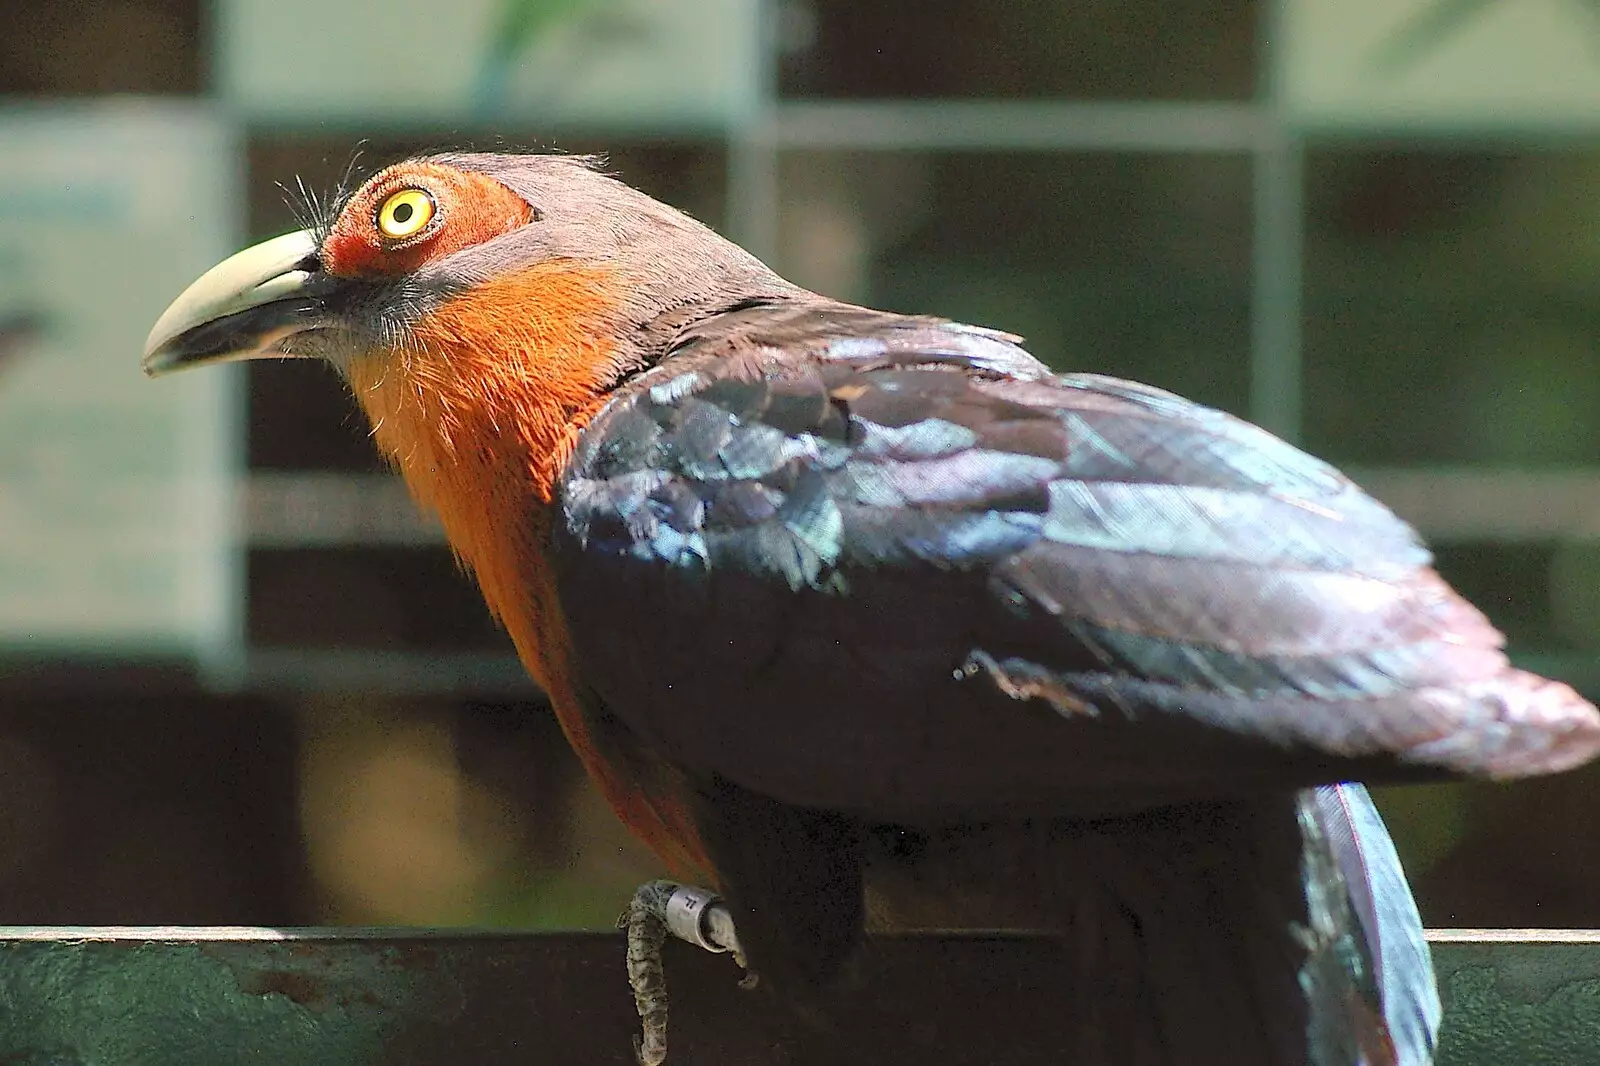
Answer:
[
  {"left": 1303, "top": 148, "right": 1600, "bottom": 466},
  {"left": 777, "top": 150, "right": 1253, "bottom": 412},
  {"left": 0, "top": 0, "right": 201, "bottom": 94},
  {"left": 780, "top": 0, "right": 1259, "bottom": 101}
]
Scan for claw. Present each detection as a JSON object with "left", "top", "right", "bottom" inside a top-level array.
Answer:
[{"left": 620, "top": 880, "right": 753, "bottom": 1064}]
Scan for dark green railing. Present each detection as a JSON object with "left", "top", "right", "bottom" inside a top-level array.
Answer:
[{"left": 0, "top": 928, "right": 1593, "bottom": 1064}]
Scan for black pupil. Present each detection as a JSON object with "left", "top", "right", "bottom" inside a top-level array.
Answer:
[{"left": 392, "top": 201, "right": 414, "bottom": 224}]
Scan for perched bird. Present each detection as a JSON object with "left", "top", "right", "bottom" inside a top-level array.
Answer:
[{"left": 144, "top": 153, "right": 1600, "bottom": 1065}]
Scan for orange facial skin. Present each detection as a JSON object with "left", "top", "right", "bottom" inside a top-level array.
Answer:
[{"left": 323, "top": 162, "right": 534, "bottom": 278}]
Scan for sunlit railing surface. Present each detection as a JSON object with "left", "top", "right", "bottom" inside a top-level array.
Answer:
[{"left": 0, "top": 928, "right": 1593, "bottom": 1065}]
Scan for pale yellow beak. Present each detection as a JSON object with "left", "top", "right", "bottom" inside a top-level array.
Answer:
[{"left": 143, "top": 229, "right": 324, "bottom": 376}]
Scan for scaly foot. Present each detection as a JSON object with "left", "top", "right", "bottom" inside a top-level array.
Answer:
[{"left": 619, "top": 880, "right": 753, "bottom": 1065}]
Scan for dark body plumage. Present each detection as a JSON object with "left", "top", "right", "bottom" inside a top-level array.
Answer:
[{"left": 554, "top": 299, "right": 1585, "bottom": 1064}]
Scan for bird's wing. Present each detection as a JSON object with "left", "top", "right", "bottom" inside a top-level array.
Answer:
[{"left": 553, "top": 300, "right": 1599, "bottom": 820}]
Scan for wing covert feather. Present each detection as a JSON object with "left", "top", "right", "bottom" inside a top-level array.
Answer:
[{"left": 554, "top": 304, "right": 1600, "bottom": 816}]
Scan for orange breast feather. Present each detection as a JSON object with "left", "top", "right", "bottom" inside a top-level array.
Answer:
[{"left": 345, "top": 262, "right": 710, "bottom": 877}]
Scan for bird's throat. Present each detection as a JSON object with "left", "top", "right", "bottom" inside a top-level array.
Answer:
[
  {"left": 343, "top": 263, "right": 624, "bottom": 688},
  {"left": 342, "top": 263, "right": 712, "bottom": 876}
]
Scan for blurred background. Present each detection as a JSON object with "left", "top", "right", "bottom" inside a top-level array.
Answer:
[{"left": 1, "top": 0, "right": 1599, "bottom": 932}]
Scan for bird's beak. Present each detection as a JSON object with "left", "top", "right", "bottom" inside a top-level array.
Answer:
[{"left": 143, "top": 229, "right": 333, "bottom": 376}]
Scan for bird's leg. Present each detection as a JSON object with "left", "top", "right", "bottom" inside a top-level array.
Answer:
[{"left": 619, "top": 880, "right": 754, "bottom": 1066}]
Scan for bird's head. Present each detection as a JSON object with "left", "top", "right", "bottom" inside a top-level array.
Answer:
[
  {"left": 145, "top": 152, "right": 787, "bottom": 384},
  {"left": 146, "top": 151, "right": 793, "bottom": 514},
  {"left": 144, "top": 152, "right": 794, "bottom": 617}
]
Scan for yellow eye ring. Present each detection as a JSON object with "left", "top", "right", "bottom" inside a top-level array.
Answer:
[{"left": 376, "top": 188, "right": 436, "bottom": 241}]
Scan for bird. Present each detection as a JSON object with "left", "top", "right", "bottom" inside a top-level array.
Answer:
[{"left": 143, "top": 152, "right": 1600, "bottom": 1065}]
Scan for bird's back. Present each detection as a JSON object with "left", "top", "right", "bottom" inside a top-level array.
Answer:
[{"left": 557, "top": 297, "right": 1598, "bottom": 823}]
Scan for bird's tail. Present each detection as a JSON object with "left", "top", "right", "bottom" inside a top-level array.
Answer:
[{"left": 860, "top": 787, "right": 1435, "bottom": 1065}]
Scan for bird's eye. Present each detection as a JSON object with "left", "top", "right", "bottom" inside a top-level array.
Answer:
[{"left": 375, "top": 188, "right": 436, "bottom": 241}]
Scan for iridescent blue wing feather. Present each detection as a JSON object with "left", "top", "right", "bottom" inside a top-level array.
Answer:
[{"left": 555, "top": 300, "right": 1597, "bottom": 819}]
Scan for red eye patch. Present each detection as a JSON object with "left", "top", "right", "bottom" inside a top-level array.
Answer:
[{"left": 321, "top": 162, "right": 534, "bottom": 278}]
